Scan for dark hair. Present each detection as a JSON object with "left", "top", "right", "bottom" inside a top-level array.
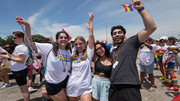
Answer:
[
  {"left": 110, "top": 25, "right": 126, "bottom": 36},
  {"left": 94, "top": 42, "right": 111, "bottom": 58},
  {"left": 41, "top": 38, "right": 51, "bottom": 43},
  {"left": 168, "top": 37, "right": 176, "bottom": 44},
  {"left": 13, "top": 31, "right": 24, "bottom": 38},
  {"left": 52, "top": 31, "right": 70, "bottom": 56}
]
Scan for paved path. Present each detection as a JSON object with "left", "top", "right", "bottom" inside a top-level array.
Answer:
[{"left": 0, "top": 58, "right": 180, "bottom": 101}]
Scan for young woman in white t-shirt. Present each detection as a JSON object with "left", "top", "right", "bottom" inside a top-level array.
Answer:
[
  {"left": 66, "top": 13, "right": 94, "bottom": 101},
  {"left": 16, "top": 17, "right": 71, "bottom": 101}
]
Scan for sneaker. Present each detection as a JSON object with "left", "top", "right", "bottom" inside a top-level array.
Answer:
[
  {"left": 36, "top": 82, "right": 44, "bottom": 87},
  {"left": 28, "top": 87, "right": 37, "bottom": 92},
  {"left": 1, "top": 83, "right": 11, "bottom": 88},
  {"left": 164, "top": 83, "right": 173, "bottom": 87},
  {"left": 145, "top": 77, "right": 150, "bottom": 83},
  {"left": 164, "top": 79, "right": 171, "bottom": 83},
  {"left": 167, "top": 86, "right": 179, "bottom": 92},
  {"left": 148, "top": 87, "right": 155, "bottom": 92},
  {"left": 0, "top": 82, "right": 6, "bottom": 87},
  {"left": 159, "top": 76, "right": 165, "bottom": 80}
]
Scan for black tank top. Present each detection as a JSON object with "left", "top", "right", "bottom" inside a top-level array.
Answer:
[{"left": 94, "top": 58, "right": 112, "bottom": 78}]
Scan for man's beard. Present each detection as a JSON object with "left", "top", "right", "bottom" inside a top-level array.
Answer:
[{"left": 113, "top": 36, "right": 125, "bottom": 46}]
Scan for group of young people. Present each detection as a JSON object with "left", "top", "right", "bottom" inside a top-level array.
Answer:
[
  {"left": 139, "top": 36, "right": 180, "bottom": 93},
  {"left": 0, "top": 0, "right": 157, "bottom": 101}
]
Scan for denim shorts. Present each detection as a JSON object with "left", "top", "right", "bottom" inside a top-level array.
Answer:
[
  {"left": 92, "top": 76, "right": 110, "bottom": 101},
  {"left": 140, "top": 62, "right": 154, "bottom": 74},
  {"left": 167, "top": 62, "right": 175, "bottom": 70}
]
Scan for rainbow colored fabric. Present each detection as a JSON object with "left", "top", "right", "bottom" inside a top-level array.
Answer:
[
  {"left": 154, "top": 52, "right": 158, "bottom": 62},
  {"left": 123, "top": 4, "right": 134, "bottom": 12},
  {"left": 4, "top": 44, "right": 10, "bottom": 48},
  {"left": 57, "top": 55, "right": 70, "bottom": 62},
  {"left": 73, "top": 59, "right": 82, "bottom": 63}
]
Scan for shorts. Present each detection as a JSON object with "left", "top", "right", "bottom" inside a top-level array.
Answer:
[
  {"left": 140, "top": 62, "right": 154, "bottom": 74},
  {"left": 92, "top": 76, "right": 110, "bottom": 101},
  {"left": 167, "top": 62, "right": 175, "bottom": 70},
  {"left": 12, "top": 68, "right": 28, "bottom": 86},
  {"left": 109, "top": 84, "right": 142, "bottom": 101},
  {"left": 158, "top": 59, "right": 162, "bottom": 63},
  {"left": 45, "top": 76, "right": 69, "bottom": 95},
  {"left": 1, "top": 65, "right": 10, "bottom": 70}
]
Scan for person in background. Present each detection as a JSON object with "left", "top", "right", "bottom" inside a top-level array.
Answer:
[
  {"left": 92, "top": 42, "right": 112, "bottom": 101},
  {"left": 0, "top": 45, "right": 11, "bottom": 88},
  {"left": 139, "top": 37, "right": 156, "bottom": 92},
  {"left": 103, "top": 40, "right": 112, "bottom": 51},
  {"left": 156, "top": 39, "right": 168, "bottom": 81},
  {"left": 163, "top": 37, "right": 178, "bottom": 92}
]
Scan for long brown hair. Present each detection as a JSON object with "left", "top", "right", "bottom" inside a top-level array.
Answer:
[
  {"left": 71, "top": 36, "right": 87, "bottom": 61},
  {"left": 52, "top": 31, "right": 70, "bottom": 56}
]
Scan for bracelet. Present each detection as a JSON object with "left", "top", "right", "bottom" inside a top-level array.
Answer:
[
  {"left": 138, "top": 7, "right": 145, "bottom": 12},
  {"left": 8, "top": 56, "right": 11, "bottom": 60}
]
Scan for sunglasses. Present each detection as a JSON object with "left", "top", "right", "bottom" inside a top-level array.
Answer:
[
  {"left": 95, "top": 45, "right": 103, "bottom": 52},
  {"left": 59, "top": 36, "right": 68, "bottom": 39},
  {"left": 75, "top": 42, "right": 83, "bottom": 46},
  {"left": 12, "top": 37, "right": 18, "bottom": 39}
]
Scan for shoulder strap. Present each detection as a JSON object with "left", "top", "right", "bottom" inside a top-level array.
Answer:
[{"left": 45, "top": 48, "right": 53, "bottom": 68}]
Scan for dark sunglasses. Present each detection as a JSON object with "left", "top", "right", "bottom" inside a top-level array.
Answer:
[
  {"left": 75, "top": 42, "right": 83, "bottom": 46},
  {"left": 12, "top": 37, "right": 18, "bottom": 39},
  {"left": 59, "top": 36, "right": 68, "bottom": 39},
  {"left": 95, "top": 45, "right": 103, "bottom": 52}
]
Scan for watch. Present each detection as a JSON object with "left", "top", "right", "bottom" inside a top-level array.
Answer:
[{"left": 8, "top": 56, "right": 11, "bottom": 60}]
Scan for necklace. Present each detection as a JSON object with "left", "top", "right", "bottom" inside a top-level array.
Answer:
[
  {"left": 113, "top": 46, "right": 121, "bottom": 63},
  {"left": 99, "top": 57, "right": 108, "bottom": 77},
  {"left": 57, "top": 50, "right": 68, "bottom": 72}
]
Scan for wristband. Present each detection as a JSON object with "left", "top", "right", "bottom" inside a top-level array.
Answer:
[
  {"left": 138, "top": 7, "right": 145, "bottom": 12},
  {"left": 8, "top": 56, "right": 11, "bottom": 60}
]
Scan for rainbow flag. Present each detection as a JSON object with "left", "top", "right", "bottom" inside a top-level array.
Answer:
[{"left": 122, "top": 4, "right": 134, "bottom": 12}]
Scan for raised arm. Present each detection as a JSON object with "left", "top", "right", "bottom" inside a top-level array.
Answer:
[
  {"left": 132, "top": 0, "right": 157, "bottom": 43},
  {"left": 16, "top": 17, "right": 37, "bottom": 51},
  {"left": 87, "top": 12, "right": 95, "bottom": 49}
]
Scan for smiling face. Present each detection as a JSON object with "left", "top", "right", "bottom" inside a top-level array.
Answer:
[
  {"left": 57, "top": 33, "right": 68, "bottom": 49},
  {"left": 95, "top": 44, "right": 105, "bottom": 57},
  {"left": 74, "top": 39, "right": 86, "bottom": 53},
  {"left": 112, "top": 29, "right": 125, "bottom": 44}
]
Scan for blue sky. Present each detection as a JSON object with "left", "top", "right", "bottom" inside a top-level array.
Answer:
[{"left": 0, "top": 0, "right": 180, "bottom": 43}]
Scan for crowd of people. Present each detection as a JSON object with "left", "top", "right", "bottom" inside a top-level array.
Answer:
[{"left": 1, "top": 0, "right": 179, "bottom": 101}]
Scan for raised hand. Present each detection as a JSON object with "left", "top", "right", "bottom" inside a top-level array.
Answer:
[
  {"left": 87, "top": 12, "right": 94, "bottom": 30},
  {"left": 16, "top": 16, "right": 29, "bottom": 26},
  {"left": 132, "top": 0, "right": 143, "bottom": 10}
]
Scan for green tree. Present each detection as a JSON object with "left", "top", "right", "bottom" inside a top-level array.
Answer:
[{"left": 32, "top": 34, "right": 45, "bottom": 42}]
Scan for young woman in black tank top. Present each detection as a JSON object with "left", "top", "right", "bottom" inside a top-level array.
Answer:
[{"left": 92, "top": 42, "right": 112, "bottom": 101}]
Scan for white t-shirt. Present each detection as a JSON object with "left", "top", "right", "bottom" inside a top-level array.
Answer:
[
  {"left": 167, "top": 45, "right": 176, "bottom": 63},
  {"left": 66, "top": 46, "right": 94, "bottom": 97},
  {"left": 10, "top": 44, "right": 29, "bottom": 71},
  {"left": 35, "top": 43, "right": 71, "bottom": 84},
  {"left": 139, "top": 44, "right": 156, "bottom": 66}
]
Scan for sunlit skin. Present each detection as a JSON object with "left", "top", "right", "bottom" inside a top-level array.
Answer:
[
  {"left": 57, "top": 33, "right": 68, "bottom": 50},
  {"left": 95, "top": 44, "right": 105, "bottom": 57},
  {"left": 74, "top": 39, "right": 86, "bottom": 53},
  {"left": 112, "top": 29, "right": 125, "bottom": 44},
  {"left": 12, "top": 34, "right": 23, "bottom": 45}
]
